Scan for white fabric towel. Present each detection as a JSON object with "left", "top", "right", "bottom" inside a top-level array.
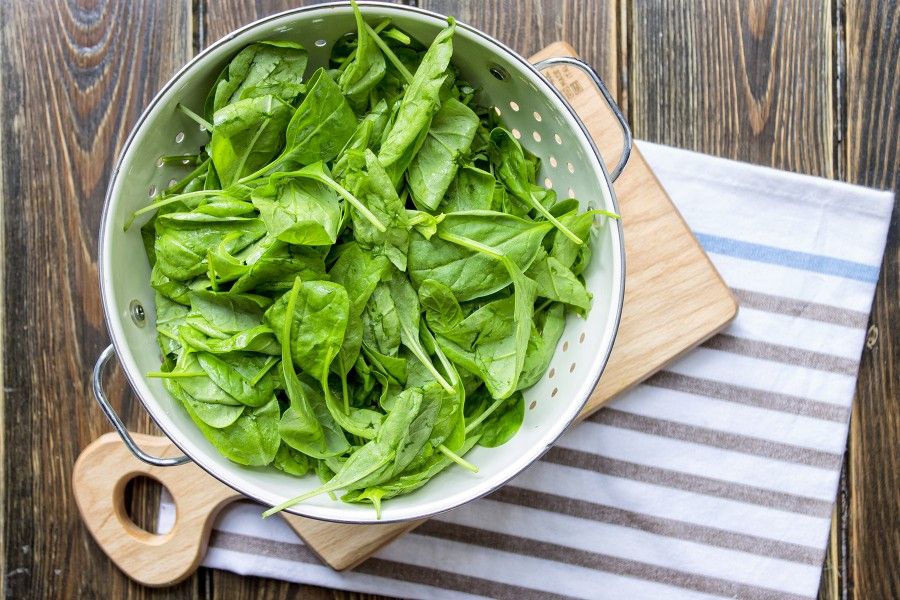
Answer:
[{"left": 159, "top": 142, "right": 895, "bottom": 600}]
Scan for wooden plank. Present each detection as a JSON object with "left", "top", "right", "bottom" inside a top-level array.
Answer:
[
  {"left": 421, "top": 0, "right": 618, "bottom": 97},
  {"left": 844, "top": 1, "right": 900, "bottom": 599},
  {"left": 205, "top": 0, "right": 298, "bottom": 45},
  {"left": 0, "top": 1, "right": 195, "bottom": 598},
  {"left": 629, "top": 0, "right": 835, "bottom": 178}
]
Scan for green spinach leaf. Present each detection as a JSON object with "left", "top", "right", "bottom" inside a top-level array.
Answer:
[
  {"left": 377, "top": 20, "right": 455, "bottom": 184},
  {"left": 210, "top": 94, "right": 293, "bottom": 186},
  {"left": 208, "top": 41, "right": 308, "bottom": 116},
  {"left": 251, "top": 174, "right": 342, "bottom": 245},
  {"left": 407, "top": 98, "right": 479, "bottom": 210}
]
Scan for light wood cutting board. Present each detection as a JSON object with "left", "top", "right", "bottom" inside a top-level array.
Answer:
[{"left": 72, "top": 42, "right": 738, "bottom": 586}]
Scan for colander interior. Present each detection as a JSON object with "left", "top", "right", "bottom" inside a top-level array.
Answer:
[{"left": 99, "top": 1, "right": 625, "bottom": 523}]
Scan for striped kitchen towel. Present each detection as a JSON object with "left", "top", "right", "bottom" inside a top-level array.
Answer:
[{"left": 159, "top": 142, "right": 895, "bottom": 600}]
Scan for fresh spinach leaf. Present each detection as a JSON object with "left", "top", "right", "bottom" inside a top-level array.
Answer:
[
  {"left": 262, "top": 386, "right": 423, "bottom": 515},
  {"left": 345, "top": 150, "right": 409, "bottom": 271},
  {"left": 175, "top": 379, "right": 280, "bottom": 466},
  {"left": 517, "top": 302, "right": 566, "bottom": 390},
  {"left": 155, "top": 213, "right": 266, "bottom": 281},
  {"left": 527, "top": 251, "right": 592, "bottom": 311},
  {"left": 277, "top": 277, "right": 328, "bottom": 457},
  {"left": 407, "top": 98, "right": 479, "bottom": 211},
  {"left": 273, "top": 443, "right": 312, "bottom": 476},
  {"left": 210, "top": 94, "right": 293, "bottom": 186},
  {"left": 251, "top": 174, "right": 342, "bottom": 245},
  {"left": 197, "top": 352, "right": 274, "bottom": 407},
  {"left": 339, "top": 1, "right": 386, "bottom": 108},
  {"left": 408, "top": 210, "right": 551, "bottom": 301},
  {"left": 472, "top": 392, "right": 524, "bottom": 448},
  {"left": 264, "top": 279, "right": 349, "bottom": 382},
  {"left": 418, "top": 279, "right": 463, "bottom": 335},
  {"left": 377, "top": 20, "right": 455, "bottom": 184},
  {"left": 490, "top": 127, "right": 581, "bottom": 244},
  {"left": 441, "top": 165, "right": 495, "bottom": 212},
  {"left": 387, "top": 271, "right": 454, "bottom": 393},
  {"left": 280, "top": 68, "right": 358, "bottom": 169},
  {"left": 208, "top": 41, "right": 308, "bottom": 116}
]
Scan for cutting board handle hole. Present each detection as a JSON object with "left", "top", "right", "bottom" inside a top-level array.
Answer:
[{"left": 122, "top": 475, "right": 174, "bottom": 535}]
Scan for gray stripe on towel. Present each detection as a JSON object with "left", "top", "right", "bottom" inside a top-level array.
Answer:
[
  {"left": 487, "top": 486, "right": 824, "bottom": 565},
  {"left": 702, "top": 334, "right": 859, "bottom": 376},
  {"left": 646, "top": 371, "right": 850, "bottom": 423},
  {"left": 590, "top": 408, "right": 844, "bottom": 469},
  {"left": 732, "top": 288, "right": 870, "bottom": 329},
  {"left": 543, "top": 446, "right": 834, "bottom": 517}
]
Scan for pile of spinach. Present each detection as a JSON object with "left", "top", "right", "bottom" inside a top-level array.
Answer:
[{"left": 132, "top": 1, "right": 615, "bottom": 518}]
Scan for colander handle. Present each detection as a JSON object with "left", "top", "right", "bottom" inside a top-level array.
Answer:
[
  {"left": 534, "top": 56, "right": 633, "bottom": 182},
  {"left": 92, "top": 344, "right": 190, "bottom": 467}
]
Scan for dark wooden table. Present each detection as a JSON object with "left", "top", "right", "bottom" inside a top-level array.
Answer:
[{"left": 1, "top": 1, "right": 896, "bottom": 598}]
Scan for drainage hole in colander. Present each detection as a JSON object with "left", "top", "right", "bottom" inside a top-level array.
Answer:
[
  {"left": 494, "top": 106, "right": 502, "bottom": 116},
  {"left": 509, "top": 100, "right": 520, "bottom": 112},
  {"left": 168, "top": 178, "right": 178, "bottom": 188},
  {"left": 568, "top": 187, "right": 576, "bottom": 199},
  {"left": 551, "top": 387, "right": 559, "bottom": 398},
  {"left": 148, "top": 185, "right": 157, "bottom": 198},
  {"left": 511, "top": 128, "right": 521, "bottom": 139},
  {"left": 579, "top": 332, "right": 586, "bottom": 344},
  {"left": 129, "top": 300, "right": 146, "bottom": 327},
  {"left": 489, "top": 64, "right": 508, "bottom": 81},
  {"left": 529, "top": 401, "right": 537, "bottom": 410},
  {"left": 554, "top": 133, "right": 563, "bottom": 145},
  {"left": 567, "top": 161, "right": 575, "bottom": 174},
  {"left": 532, "top": 131, "right": 542, "bottom": 142},
  {"left": 315, "top": 39, "right": 327, "bottom": 47},
  {"left": 543, "top": 177, "right": 553, "bottom": 189},
  {"left": 549, "top": 155, "right": 558, "bottom": 168},
  {"left": 533, "top": 111, "right": 542, "bottom": 122},
  {"left": 175, "top": 131, "right": 185, "bottom": 143},
  {"left": 156, "top": 156, "right": 164, "bottom": 168}
]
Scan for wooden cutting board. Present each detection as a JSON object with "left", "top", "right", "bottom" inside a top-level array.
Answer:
[{"left": 72, "top": 42, "right": 737, "bottom": 587}]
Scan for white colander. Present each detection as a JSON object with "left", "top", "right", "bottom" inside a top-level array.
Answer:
[{"left": 94, "top": 1, "right": 629, "bottom": 524}]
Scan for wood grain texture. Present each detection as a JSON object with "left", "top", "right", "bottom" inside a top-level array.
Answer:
[
  {"left": 204, "top": 0, "right": 416, "bottom": 47},
  {"left": 421, "top": 0, "right": 618, "bottom": 97},
  {"left": 73, "top": 433, "right": 420, "bottom": 584},
  {"left": 629, "top": 0, "right": 835, "bottom": 178},
  {"left": 73, "top": 434, "right": 239, "bottom": 587},
  {"left": 2, "top": 1, "right": 897, "bottom": 598},
  {"left": 0, "top": 2, "right": 195, "bottom": 598},
  {"left": 844, "top": 1, "right": 900, "bottom": 598}
]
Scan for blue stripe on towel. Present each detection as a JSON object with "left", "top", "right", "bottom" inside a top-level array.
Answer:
[{"left": 694, "top": 233, "right": 881, "bottom": 284}]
